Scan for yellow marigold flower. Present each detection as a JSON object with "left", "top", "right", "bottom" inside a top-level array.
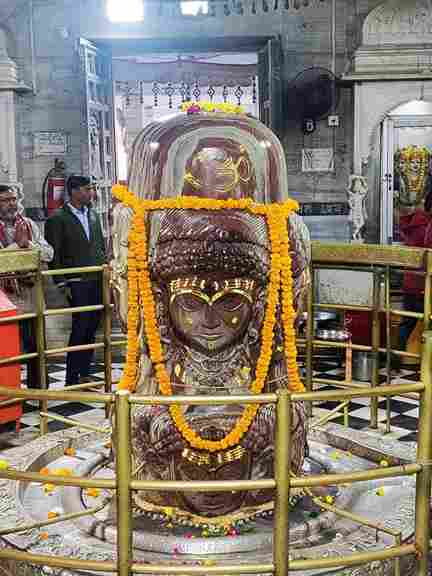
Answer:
[
  {"left": 376, "top": 487, "right": 385, "bottom": 496},
  {"left": 380, "top": 460, "right": 389, "bottom": 467},
  {"left": 43, "top": 483, "right": 56, "bottom": 494},
  {"left": 52, "top": 468, "right": 73, "bottom": 477},
  {"left": 324, "top": 495, "right": 334, "bottom": 505},
  {"left": 85, "top": 487, "right": 101, "bottom": 498},
  {"left": 0, "top": 460, "right": 9, "bottom": 471},
  {"left": 163, "top": 506, "right": 174, "bottom": 517}
]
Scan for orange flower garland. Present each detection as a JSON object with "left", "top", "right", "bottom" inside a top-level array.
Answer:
[{"left": 113, "top": 184, "right": 305, "bottom": 453}]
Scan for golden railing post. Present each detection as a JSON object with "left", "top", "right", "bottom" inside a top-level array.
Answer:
[
  {"left": 414, "top": 331, "right": 432, "bottom": 576},
  {"left": 305, "top": 266, "right": 314, "bottom": 418},
  {"left": 370, "top": 269, "right": 381, "bottom": 429},
  {"left": 115, "top": 390, "right": 132, "bottom": 576},
  {"left": 424, "top": 251, "right": 432, "bottom": 332},
  {"left": 274, "top": 389, "right": 291, "bottom": 576},
  {"left": 35, "top": 264, "right": 48, "bottom": 435},
  {"left": 384, "top": 265, "right": 391, "bottom": 434},
  {"left": 103, "top": 265, "right": 112, "bottom": 418}
]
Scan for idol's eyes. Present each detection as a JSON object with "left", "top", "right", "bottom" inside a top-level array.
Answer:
[
  {"left": 175, "top": 293, "right": 206, "bottom": 312},
  {"left": 215, "top": 293, "right": 247, "bottom": 312},
  {"left": 171, "top": 290, "right": 251, "bottom": 313}
]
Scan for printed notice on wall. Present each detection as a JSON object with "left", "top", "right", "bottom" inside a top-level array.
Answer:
[
  {"left": 301, "top": 148, "right": 334, "bottom": 172},
  {"left": 34, "top": 132, "right": 67, "bottom": 156}
]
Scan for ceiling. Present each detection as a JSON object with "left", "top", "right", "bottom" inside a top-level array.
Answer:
[{"left": 114, "top": 52, "right": 258, "bottom": 65}]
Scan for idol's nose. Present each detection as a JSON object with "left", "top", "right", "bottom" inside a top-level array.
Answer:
[{"left": 202, "top": 303, "right": 220, "bottom": 331}]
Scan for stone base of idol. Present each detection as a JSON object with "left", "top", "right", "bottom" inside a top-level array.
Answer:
[{"left": 0, "top": 423, "right": 418, "bottom": 575}]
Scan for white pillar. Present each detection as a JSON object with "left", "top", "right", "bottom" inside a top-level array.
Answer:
[{"left": 0, "top": 29, "right": 19, "bottom": 185}]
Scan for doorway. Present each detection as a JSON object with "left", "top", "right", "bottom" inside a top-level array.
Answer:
[
  {"left": 78, "top": 35, "right": 282, "bottom": 235},
  {"left": 380, "top": 100, "right": 432, "bottom": 245},
  {"left": 113, "top": 51, "right": 259, "bottom": 181}
]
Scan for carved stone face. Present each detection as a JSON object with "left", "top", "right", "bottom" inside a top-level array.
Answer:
[
  {"left": 408, "top": 156, "right": 422, "bottom": 175},
  {"left": 168, "top": 275, "right": 255, "bottom": 354}
]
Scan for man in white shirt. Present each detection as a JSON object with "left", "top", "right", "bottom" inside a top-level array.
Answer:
[{"left": 0, "top": 184, "right": 53, "bottom": 388}]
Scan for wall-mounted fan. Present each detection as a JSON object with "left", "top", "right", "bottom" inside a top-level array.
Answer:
[{"left": 290, "top": 67, "right": 340, "bottom": 133}]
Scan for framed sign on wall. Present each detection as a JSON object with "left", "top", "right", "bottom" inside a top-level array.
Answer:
[
  {"left": 34, "top": 132, "right": 67, "bottom": 156},
  {"left": 301, "top": 148, "right": 334, "bottom": 172}
]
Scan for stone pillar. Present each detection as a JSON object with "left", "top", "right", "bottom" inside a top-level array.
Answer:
[{"left": 0, "top": 29, "right": 19, "bottom": 185}]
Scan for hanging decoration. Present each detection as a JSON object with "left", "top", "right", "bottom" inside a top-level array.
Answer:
[
  {"left": 179, "top": 81, "right": 187, "bottom": 103},
  {"left": 116, "top": 80, "right": 256, "bottom": 111},
  {"left": 192, "top": 80, "right": 201, "bottom": 102},
  {"left": 207, "top": 85, "right": 215, "bottom": 101},
  {"left": 176, "top": 0, "right": 326, "bottom": 16},
  {"left": 252, "top": 76, "right": 257, "bottom": 104},
  {"left": 165, "top": 82, "right": 175, "bottom": 109},
  {"left": 234, "top": 86, "right": 244, "bottom": 106},
  {"left": 152, "top": 82, "right": 160, "bottom": 107}
]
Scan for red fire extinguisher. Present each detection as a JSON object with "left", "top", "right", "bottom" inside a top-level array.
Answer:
[{"left": 42, "top": 159, "right": 66, "bottom": 217}]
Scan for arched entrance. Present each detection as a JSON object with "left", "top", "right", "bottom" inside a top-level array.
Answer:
[
  {"left": 345, "top": 0, "right": 432, "bottom": 243},
  {"left": 380, "top": 100, "right": 432, "bottom": 244}
]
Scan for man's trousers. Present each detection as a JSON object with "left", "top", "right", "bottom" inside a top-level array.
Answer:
[{"left": 66, "top": 280, "right": 102, "bottom": 385}]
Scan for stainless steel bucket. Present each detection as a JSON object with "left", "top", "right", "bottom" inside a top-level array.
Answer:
[{"left": 352, "top": 351, "right": 373, "bottom": 382}]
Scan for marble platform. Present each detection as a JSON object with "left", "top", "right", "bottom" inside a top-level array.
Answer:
[{"left": 0, "top": 421, "right": 419, "bottom": 576}]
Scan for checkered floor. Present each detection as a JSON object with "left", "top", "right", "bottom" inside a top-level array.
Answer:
[
  {"left": 0, "top": 353, "right": 421, "bottom": 451},
  {"left": 310, "top": 356, "right": 420, "bottom": 444}
]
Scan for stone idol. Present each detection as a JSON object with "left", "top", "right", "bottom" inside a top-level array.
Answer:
[
  {"left": 111, "top": 103, "right": 311, "bottom": 521},
  {"left": 347, "top": 174, "right": 368, "bottom": 242}
]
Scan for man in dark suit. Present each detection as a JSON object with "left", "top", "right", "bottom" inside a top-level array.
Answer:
[{"left": 45, "top": 175, "right": 106, "bottom": 385}]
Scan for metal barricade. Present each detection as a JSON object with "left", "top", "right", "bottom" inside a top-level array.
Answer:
[
  {"left": 302, "top": 243, "right": 432, "bottom": 430},
  {"left": 0, "top": 247, "right": 429, "bottom": 574}
]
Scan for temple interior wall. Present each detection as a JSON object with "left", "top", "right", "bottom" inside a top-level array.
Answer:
[
  {"left": 1, "top": 0, "right": 431, "bottom": 346},
  {"left": 2, "top": 0, "right": 382, "bottom": 217}
]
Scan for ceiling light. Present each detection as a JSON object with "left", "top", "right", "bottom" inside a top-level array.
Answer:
[
  {"left": 180, "top": 1, "right": 209, "bottom": 16},
  {"left": 107, "top": 0, "right": 144, "bottom": 22}
]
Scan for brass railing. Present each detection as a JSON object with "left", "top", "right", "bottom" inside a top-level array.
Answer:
[
  {"left": 0, "top": 246, "right": 430, "bottom": 574},
  {"left": 0, "top": 374, "right": 430, "bottom": 574},
  {"left": 0, "top": 250, "right": 118, "bottom": 431},
  {"left": 304, "top": 243, "right": 432, "bottom": 429}
]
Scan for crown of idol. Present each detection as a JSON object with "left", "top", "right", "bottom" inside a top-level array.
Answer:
[
  {"left": 169, "top": 277, "right": 255, "bottom": 294},
  {"left": 398, "top": 145, "right": 430, "bottom": 163}
]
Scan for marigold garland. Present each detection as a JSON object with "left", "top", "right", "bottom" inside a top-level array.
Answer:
[{"left": 113, "top": 184, "right": 305, "bottom": 453}]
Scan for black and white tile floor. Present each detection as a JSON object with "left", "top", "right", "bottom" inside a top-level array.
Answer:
[
  {"left": 309, "top": 356, "right": 420, "bottom": 444},
  {"left": 0, "top": 354, "right": 421, "bottom": 451}
]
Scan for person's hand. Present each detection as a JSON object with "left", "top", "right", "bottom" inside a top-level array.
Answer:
[{"left": 14, "top": 221, "right": 30, "bottom": 248}]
